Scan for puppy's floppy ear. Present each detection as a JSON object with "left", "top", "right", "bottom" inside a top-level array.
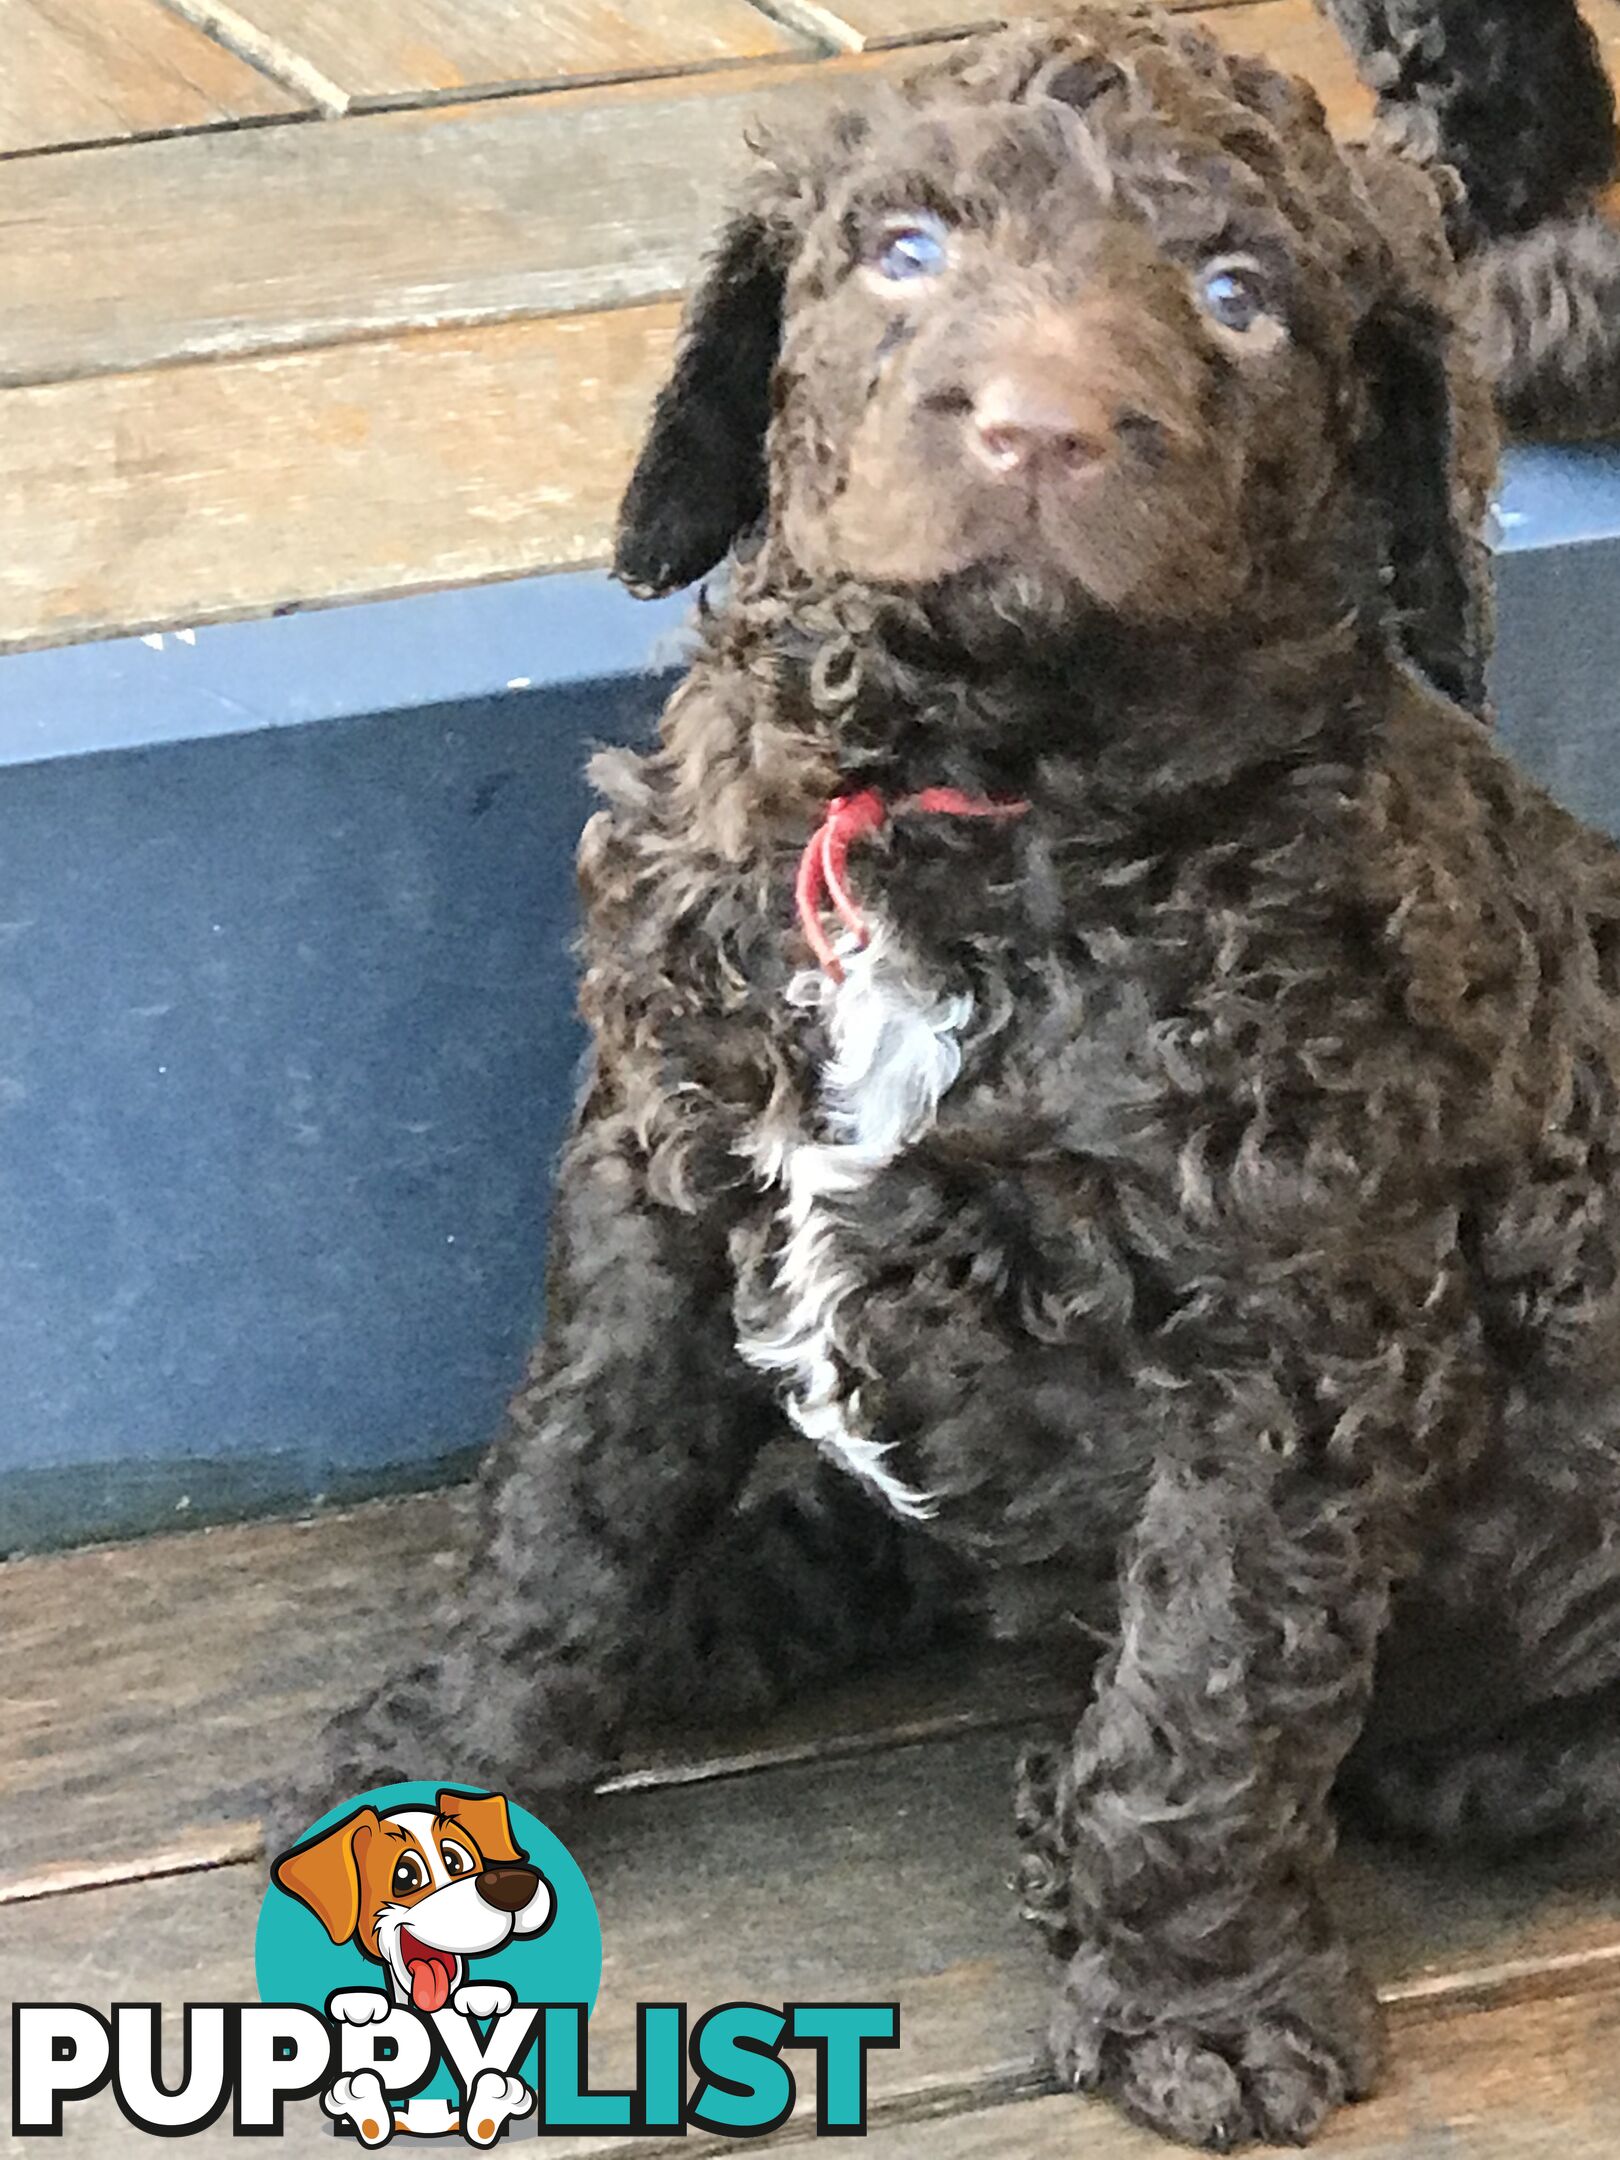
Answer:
[
  {"left": 613, "top": 206, "right": 789, "bottom": 597},
  {"left": 1354, "top": 301, "right": 1487, "bottom": 708},
  {"left": 436, "top": 1787, "right": 527, "bottom": 1865},
  {"left": 271, "top": 1806, "right": 380, "bottom": 1943},
  {"left": 1350, "top": 149, "right": 1495, "bottom": 711}
]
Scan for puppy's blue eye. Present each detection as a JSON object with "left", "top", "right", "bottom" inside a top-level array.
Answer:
[
  {"left": 1198, "top": 262, "right": 1271, "bottom": 333},
  {"left": 871, "top": 218, "right": 949, "bottom": 282}
]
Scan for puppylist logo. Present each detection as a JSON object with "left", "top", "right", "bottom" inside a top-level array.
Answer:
[{"left": 11, "top": 1782, "right": 900, "bottom": 2144}]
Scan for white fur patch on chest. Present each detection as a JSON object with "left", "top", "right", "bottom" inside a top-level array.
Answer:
[{"left": 739, "top": 928, "right": 970, "bottom": 1520}]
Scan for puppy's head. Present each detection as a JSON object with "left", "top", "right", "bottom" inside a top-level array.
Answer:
[
  {"left": 271, "top": 1789, "right": 554, "bottom": 2012},
  {"left": 616, "top": 7, "right": 1492, "bottom": 704}
]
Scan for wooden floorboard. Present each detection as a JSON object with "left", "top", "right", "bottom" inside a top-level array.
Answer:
[
  {"left": 6, "top": 1727, "right": 1620, "bottom": 2153},
  {"left": 0, "top": 0, "right": 303, "bottom": 158},
  {"left": 10, "top": 1490, "right": 1620, "bottom": 1980},
  {"left": 0, "top": 305, "right": 678, "bottom": 651},
  {"left": 765, "top": 1983, "right": 1620, "bottom": 2156},
  {"left": 0, "top": 1734, "right": 1046, "bottom": 2156},
  {"left": 1586, "top": 0, "right": 1620, "bottom": 72},
  {"left": 0, "top": 56, "right": 900, "bottom": 390},
  {"left": 790, "top": 0, "right": 1265, "bottom": 50},
  {"left": 5, "top": 1489, "right": 1620, "bottom": 1988},
  {"left": 819, "top": 0, "right": 1620, "bottom": 68},
  {"left": 0, "top": 1489, "right": 1076, "bottom": 1900},
  {"left": 191, "top": 0, "right": 813, "bottom": 106},
  {"left": 0, "top": 1494, "right": 464, "bottom": 1900}
]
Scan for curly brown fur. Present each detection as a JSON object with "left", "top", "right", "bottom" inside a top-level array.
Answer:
[{"left": 282, "top": 9, "right": 1620, "bottom": 2147}]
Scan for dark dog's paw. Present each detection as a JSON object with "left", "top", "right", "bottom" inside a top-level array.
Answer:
[
  {"left": 1346, "top": 1734, "right": 1580, "bottom": 1854},
  {"left": 1047, "top": 1947, "right": 1382, "bottom": 2150}
]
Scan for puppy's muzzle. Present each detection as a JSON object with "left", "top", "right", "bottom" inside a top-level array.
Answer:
[
  {"left": 922, "top": 294, "right": 1185, "bottom": 502},
  {"left": 969, "top": 367, "right": 1127, "bottom": 479},
  {"left": 476, "top": 1863, "right": 542, "bottom": 1912}
]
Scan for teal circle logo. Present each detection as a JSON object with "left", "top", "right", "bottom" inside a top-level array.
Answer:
[{"left": 256, "top": 1783, "right": 601, "bottom": 2128}]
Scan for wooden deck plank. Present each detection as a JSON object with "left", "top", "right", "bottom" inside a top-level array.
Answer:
[
  {"left": 186, "top": 0, "right": 812, "bottom": 105},
  {"left": 0, "top": 57, "right": 900, "bottom": 390},
  {"left": 0, "top": 0, "right": 1452, "bottom": 697},
  {"left": 0, "top": 0, "right": 1512, "bottom": 398},
  {"left": 0, "top": 0, "right": 303, "bottom": 157},
  {"left": 10, "top": 1498, "right": 1620, "bottom": 2154},
  {"left": 1581, "top": 0, "right": 1620, "bottom": 72},
  {"left": 789, "top": 0, "right": 1615, "bottom": 89},
  {"left": 764, "top": 1985, "right": 1620, "bottom": 2158},
  {"left": 0, "top": 306, "right": 676, "bottom": 652},
  {"left": 788, "top": 0, "right": 1339, "bottom": 56},
  {"left": 0, "top": 1488, "right": 1075, "bottom": 1900},
  {"left": 5, "top": 1731, "right": 1620, "bottom": 2155},
  {"left": 0, "top": 1495, "right": 465, "bottom": 1901},
  {"left": 11, "top": 1489, "right": 1620, "bottom": 2029},
  {"left": 0, "top": 1735, "right": 1044, "bottom": 2155}
]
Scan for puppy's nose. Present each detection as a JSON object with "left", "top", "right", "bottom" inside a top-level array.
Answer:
[
  {"left": 970, "top": 372, "right": 1109, "bottom": 476},
  {"left": 476, "top": 1864, "right": 541, "bottom": 1912}
]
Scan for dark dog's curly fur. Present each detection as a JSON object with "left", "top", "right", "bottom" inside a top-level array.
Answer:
[
  {"left": 285, "top": 8, "right": 1620, "bottom": 2146},
  {"left": 1315, "top": 0, "right": 1614, "bottom": 236},
  {"left": 1465, "top": 211, "right": 1620, "bottom": 441},
  {"left": 1319, "top": 0, "right": 1620, "bottom": 438}
]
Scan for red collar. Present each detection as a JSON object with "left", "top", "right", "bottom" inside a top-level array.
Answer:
[{"left": 796, "top": 787, "right": 1030, "bottom": 981}]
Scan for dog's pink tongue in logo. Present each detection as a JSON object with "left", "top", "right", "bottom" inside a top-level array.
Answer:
[{"left": 400, "top": 1931, "right": 455, "bottom": 2013}]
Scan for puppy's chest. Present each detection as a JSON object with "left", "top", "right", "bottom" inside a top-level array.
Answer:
[
  {"left": 734, "top": 900, "right": 1196, "bottom": 1519},
  {"left": 755, "top": 888, "right": 1190, "bottom": 1175}
]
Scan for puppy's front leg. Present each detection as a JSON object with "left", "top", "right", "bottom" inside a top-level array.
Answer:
[
  {"left": 1025, "top": 1451, "right": 1393, "bottom": 2151},
  {"left": 268, "top": 1115, "right": 767, "bottom": 1843}
]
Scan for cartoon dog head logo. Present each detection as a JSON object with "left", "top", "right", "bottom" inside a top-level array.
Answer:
[{"left": 272, "top": 1789, "right": 555, "bottom": 2015}]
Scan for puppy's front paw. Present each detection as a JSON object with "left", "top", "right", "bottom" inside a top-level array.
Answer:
[
  {"left": 328, "top": 1990, "right": 392, "bottom": 2026},
  {"left": 1048, "top": 1944, "right": 1383, "bottom": 2150},
  {"left": 321, "top": 2071, "right": 393, "bottom": 2146},
  {"left": 452, "top": 1982, "right": 516, "bottom": 2020},
  {"left": 461, "top": 2071, "right": 535, "bottom": 2147}
]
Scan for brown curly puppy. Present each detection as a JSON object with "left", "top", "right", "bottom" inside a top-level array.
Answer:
[{"left": 285, "top": 8, "right": 1620, "bottom": 2146}]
